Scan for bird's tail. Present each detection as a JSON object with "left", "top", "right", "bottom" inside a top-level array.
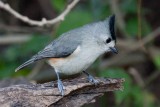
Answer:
[{"left": 15, "top": 58, "right": 35, "bottom": 72}]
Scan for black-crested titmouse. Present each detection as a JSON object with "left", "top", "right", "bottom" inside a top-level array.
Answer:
[{"left": 15, "top": 15, "right": 118, "bottom": 96}]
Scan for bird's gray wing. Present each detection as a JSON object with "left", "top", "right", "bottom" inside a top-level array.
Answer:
[
  {"left": 15, "top": 34, "right": 81, "bottom": 72},
  {"left": 32, "top": 35, "right": 81, "bottom": 60}
]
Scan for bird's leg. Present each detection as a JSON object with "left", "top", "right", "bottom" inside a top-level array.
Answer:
[
  {"left": 55, "top": 70, "right": 65, "bottom": 96},
  {"left": 83, "top": 70, "right": 99, "bottom": 85}
]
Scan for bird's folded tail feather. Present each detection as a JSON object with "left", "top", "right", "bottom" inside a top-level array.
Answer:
[{"left": 15, "top": 58, "right": 35, "bottom": 72}]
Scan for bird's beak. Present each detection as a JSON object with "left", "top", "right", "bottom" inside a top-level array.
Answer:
[{"left": 109, "top": 47, "right": 118, "bottom": 54}]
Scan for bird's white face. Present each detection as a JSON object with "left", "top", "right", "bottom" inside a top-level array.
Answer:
[
  {"left": 105, "top": 40, "right": 116, "bottom": 52},
  {"left": 97, "top": 34, "right": 118, "bottom": 54}
]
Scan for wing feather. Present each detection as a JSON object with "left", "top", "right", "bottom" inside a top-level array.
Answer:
[
  {"left": 33, "top": 35, "right": 81, "bottom": 60},
  {"left": 15, "top": 28, "right": 82, "bottom": 71}
]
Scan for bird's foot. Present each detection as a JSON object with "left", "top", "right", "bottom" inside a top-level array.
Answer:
[
  {"left": 87, "top": 75, "right": 99, "bottom": 85},
  {"left": 57, "top": 79, "right": 65, "bottom": 96}
]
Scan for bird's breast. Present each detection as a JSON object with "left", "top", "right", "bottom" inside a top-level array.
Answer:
[{"left": 48, "top": 45, "right": 103, "bottom": 75}]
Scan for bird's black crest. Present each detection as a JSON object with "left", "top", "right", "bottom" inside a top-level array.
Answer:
[{"left": 109, "top": 15, "right": 116, "bottom": 42}]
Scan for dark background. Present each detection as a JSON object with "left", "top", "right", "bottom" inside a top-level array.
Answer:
[{"left": 0, "top": 0, "right": 160, "bottom": 107}]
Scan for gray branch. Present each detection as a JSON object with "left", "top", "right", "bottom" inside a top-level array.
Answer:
[
  {"left": 0, "top": 77, "right": 124, "bottom": 107},
  {"left": 0, "top": 0, "right": 80, "bottom": 26}
]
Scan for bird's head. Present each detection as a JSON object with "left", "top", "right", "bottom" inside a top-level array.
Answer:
[{"left": 95, "top": 15, "right": 118, "bottom": 54}]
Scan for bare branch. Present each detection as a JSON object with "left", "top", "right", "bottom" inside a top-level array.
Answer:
[
  {"left": 0, "top": 24, "right": 50, "bottom": 33},
  {"left": 0, "top": 34, "right": 31, "bottom": 44},
  {"left": 128, "top": 67, "right": 145, "bottom": 88},
  {"left": 0, "top": 77, "right": 124, "bottom": 107},
  {"left": 0, "top": 0, "right": 80, "bottom": 27}
]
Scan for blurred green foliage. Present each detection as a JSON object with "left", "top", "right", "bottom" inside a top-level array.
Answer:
[
  {"left": 99, "top": 68, "right": 155, "bottom": 107},
  {"left": 51, "top": 0, "right": 65, "bottom": 12},
  {"left": 121, "top": 0, "right": 151, "bottom": 37},
  {"left": 0, "top": 0, "right": 159, "bottom": 107},
  {"left": 153, "top": 55, "right": 160, "bottom": 70},
  {"left": 0, "top": 35, "right": 51, "bottom": 78}
]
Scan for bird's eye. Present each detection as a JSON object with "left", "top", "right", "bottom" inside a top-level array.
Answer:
[{"left": 106, "top": 38, "right": 111, "bottom": 43}]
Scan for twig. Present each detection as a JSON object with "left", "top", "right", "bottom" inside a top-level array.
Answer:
[
  {"left": 137, "top": 0, "right": 146, "bottom": 51},
  {"left": 0, "top": 0, "right": 80, "bottom": 27},
  {"left": 0, "top": 34, "right": 31, "bottom": 44},
  {"left": 0, "top": 24, "right": 50, "bottom": 33},
  {"left": 144, "top": 70, "right": 160, "bottom": 88},
  {"left": 128, "top": 67, "right": 145, "bottom": 88},
  {"left": 0, "top": 77, "right": 124, "bottom": 107},
  {"left": 142, "top": 27, "right": 160, "bottom": 45},
  {"left": 137, "top": 0, "right": 142, "bottom": 41}
]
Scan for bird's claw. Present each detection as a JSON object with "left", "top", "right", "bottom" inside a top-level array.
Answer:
[
  {"left": 57, "top": 79, "right": 65, "bottom": 96},
  {"left": 88, "top": 75, "right": 99, "bottom": 85}
]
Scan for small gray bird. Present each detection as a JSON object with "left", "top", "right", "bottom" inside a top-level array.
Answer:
[{"left": 15, "top": 15, "right": 118, "bottom": 96}]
